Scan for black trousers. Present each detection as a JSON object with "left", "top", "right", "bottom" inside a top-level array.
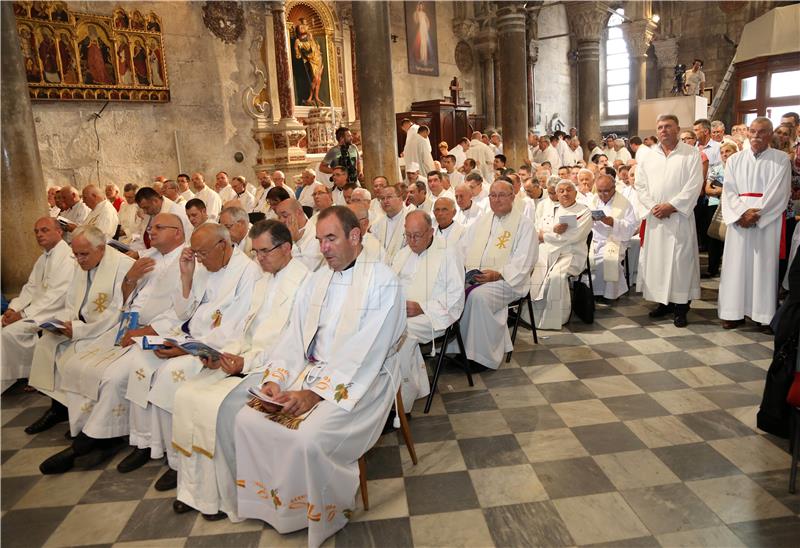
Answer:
[{"left": 706, "top": 204, "right": 724, "bottom": 275}]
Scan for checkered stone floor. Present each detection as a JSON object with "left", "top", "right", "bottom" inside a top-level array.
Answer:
[{"left": 2, "top": 284, "right": 799, "bottom": 547}]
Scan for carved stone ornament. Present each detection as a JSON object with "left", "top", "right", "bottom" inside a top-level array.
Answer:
[
  {"left": 565, "top": 1, "right": 609, "bottom": 42},
  {"left": 452, "top": 17, "right": 478, "bottom": 41},
  {"left": 455, "top": 41, "right": 474, "bottom": 73},
  {"left": 202, "top": 1, "right": 244, "bottom": 44}
]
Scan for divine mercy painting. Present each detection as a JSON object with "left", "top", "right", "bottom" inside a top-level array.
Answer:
[{"left": 405, "top": 1, "right": 439, "bottom": 77}]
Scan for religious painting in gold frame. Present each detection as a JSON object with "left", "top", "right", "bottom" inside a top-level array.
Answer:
[
  {"left": 285, "top": 1, "right": 341, "bottom": 109},
  {"left": 14, "top": 2, "right": 169, "bottom": 102}
]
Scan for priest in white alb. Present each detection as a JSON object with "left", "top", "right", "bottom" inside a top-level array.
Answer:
[
  {"left": 27, "top": 226, "right": 134, "bottom": 473},
  {"left": 2, "top": 218, "right": 73, "bottom": 393},
  {"left": 235, "top": 207, "right": 405, "bottom": 546},
  {"left": 391, "top": 210, "right": 464, "bottom": 409},
  {"left": 635, "top": 114, "right": 703, "bottom": 327},
  {"left": 433, "top": 197, "right": 465, "bottom": 246},
  {"left": 589, "top": 174, "right": 638, "bottom": 300},
  {"left": 371, "top": 184, "right": 409, "bottom": 263},
  {"left": 81, "top": 184, "right": 119, "bottom": 239},
  {"left": 718, "top": 117, "right": 792, "bottom": 328},
  {"left": 171, "top": 220, "right": 309, "bottom": 521},
  {"left": 121, "top": 223, "right": 260, "bottom": 491},
  {"left": 456, "top": 180, "right": 538, "bottom": 369},
  {"left": 530, "top": 181, "right": 592, "bottom": 329},
  {"left": 274, "top": 198, "right": 324, "bottom": 271}
]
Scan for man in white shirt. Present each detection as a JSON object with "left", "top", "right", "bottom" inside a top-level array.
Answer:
[
  {"left": 136, "top": 187, "right": 193, "bottom": 246},
  {"left": 694, "top": 118, "right": 722, "bottom": 168},
  {"left": 372, "top": 185, "right": 409, "bottom": 262},
  {"left": 47, "top": 185, "right": 61, "bottom": 217},
  {"left": 230, "top": 176, "right": 255, "bottom": 212},
  {"left": 274, "top": 198, "right": 324, "bottom": 271},
  {"left": 82, "top": 184, "right": 119, "bottom": 239},
  {"left": 185, "top": 199, "right": 209, "bottom": 231},
  {"left": 466, "top": 172, "right": 489, "bottom": 212},
  {"left": 162, "top": 180, "right": 186, "bottom": 205},
  {"left": 448, "top": 137, "right": 469, "bottom": 169},
  {"left": 251, "top": 170, "right": 273, "bottom": 214},
  {"left": 455, "top": 182, "right": 482, "bottom": 227},
  {"left": 404, "top": 125, "right": 435, "bottom": 176},
  {"left": 602, "top": 135, "right": 618, "bottom": 163},
  {"left": 614, "top": 139, "right": 632, "bottom": 164},
  {"left": 408, "top": 181, "right": 434, "bottom": 214},
  {"left": 215, "top": 171, "right": 237, "bottom": 203},
  {"left": 629, "top": 136, "right": 651, "bottom": 164},
  {"left": 489, "top": 132, "right": 503, "bottom": 155},
  {"left": 433, "top": 196, "right": 464, "bottom": 246},
  {"left": 191, "top": 173, "right": 223, "bottom": 221},
  {"left": 427, "top": 170, "right": 454, "bottom": 201},
  {"left": 219, "top": 207, "right": 253, "bottom": 257},
  {"left": 330, "top": 166, "right": 349, "bottom": 206},
  {"left": 118, "top": 184, "right": 141, "bottom": 243},
  {"left": 58, "top": 185, "right": 91, "bottom": 242},
  {"left": 466, "top": 131, "right": 495, "bottom": 182},
  {"left": 564, "top": 136, "right": 585, "bottom": 166},
  {"left": 2, "top": 218, "right": 73, "bottom": 393},
  {"left": 368, "top": 176, "right": 389, "bottom": 222},
  {"left": 442, "top": 154, "right": 464, "bottom": 188},
  {"left": 177, "top": 174, "right": 195, "bottom": 202},
  {"left": 296, "top": 168, "right": 319, "bottom": 211},
  {"left": 531, "top": 135, "right": 561, "bottom": 168}
]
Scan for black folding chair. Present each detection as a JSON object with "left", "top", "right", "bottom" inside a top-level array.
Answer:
[
  {"left": 506, "top": 293, "right": 539, "bottom": 363},
  {"left": 423, "top": 320, "right": 472, "bottom": 414}
]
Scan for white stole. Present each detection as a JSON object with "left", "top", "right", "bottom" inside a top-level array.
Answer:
[
  {"left": 464, "top": 203, "right": 523, "bottom": 270},
  {"left": 598, "top": 192, "right": 630, "bottom": 283}
]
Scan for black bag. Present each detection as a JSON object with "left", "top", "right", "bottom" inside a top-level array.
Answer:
[{"left": 571, "top": 273, "right": 595, "bottom": 324}]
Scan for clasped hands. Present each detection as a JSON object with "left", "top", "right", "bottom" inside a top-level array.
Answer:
[
  {"left": 736, "top": 208, "right": 761, "bottom": 228},
  {"left": 651, "top": 203, "right": 677, "bottom": 219},
  {"left": 259, "top": 381, "right": 321, "bottom": 417}
]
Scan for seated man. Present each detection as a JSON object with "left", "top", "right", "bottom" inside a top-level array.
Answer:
[
  {"left": 185, "top": 198, "right": 209, "bottom": 231},
  {"left": 347, "top": 202, "right": 384, "bottom": 262},
  {"left": 273, "top": 198, "right": 324, "bottom": 271},
  {"left": 38, "top": 215, "right": 185, "bottom": 473},
  {"left": 26, "top": 227, "right": 134, "bottom": 453},
  {"left": 408, "top": 180, "right": 434, "bottom": 213},
  {"left": 531, "top": 181, "right": 592, "bottom": 329},
  {"left": 235, "top": 207, "right": 405, "bottom": 546},
  {"left": 219, "top": 207, "right": 252, "bottom": 256},
  {"left": 433, "top": 196, "right": 465, "bottom": 246},
  {"left": 172, "top": 220, "right": 309, "bottom": 521},
  {"left": 120, "top": 223, "right": 260, "bottom": 490},
  {"left": 392, "top": 211, "right": 464, "bottom": 408},
  {"left": 58, "top": 185, "right": 91, "bottom": 242},
  {"left": 589, "top": 174, "right": 638, "bottom": 300},
  {"left": 135, "top": 187, "right": 192, "bottom": 248},
  {"left": 427, "top": 170, "right": 454, "bottom": 201},
  {"left": 454, "top": 183, "right": 482, "bottom": 227},
  {"left": 371, "top": 185, "right": 409, "bottom": 263},
  {"left": 2, "top": 218, "right": 73, "bottom": 393},
  {"left": 368, "top": 176, "right": 388, "bottom": 222},
  {"left": 457, "top": 180, "right": 538, "bottom": 369},
  {"left": 82, "top": 184, "right": 119, "bottom": 239}
]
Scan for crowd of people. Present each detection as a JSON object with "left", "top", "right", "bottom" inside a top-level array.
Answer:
[{"left": 1, "top": 111, "right": 798, "bottom": 546}]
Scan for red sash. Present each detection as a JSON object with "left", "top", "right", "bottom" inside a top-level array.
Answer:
[{"left": 639, "top": 220, "right": 646, "bottom": 247}]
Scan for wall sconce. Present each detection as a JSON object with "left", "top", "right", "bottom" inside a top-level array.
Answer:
[{"left": 390, "top": 34, "right": 398, "bottom": 43}]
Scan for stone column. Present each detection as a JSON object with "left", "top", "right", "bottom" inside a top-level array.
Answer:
[
  {"left": 475, "top": 32, "right": 497, "bottom": 129},
  {"left": 496, "top": 2, "right": 528, "bottom": 168},
  {"left": 566, "top": 1, "right": 608, "bottom": 148},
  {"left": 252, "top": 2, "right": 307, "bottom": 177},
  {"left": 352, "top": 0, "right": 398, "bottom": 189},
  {"left": 622, "top": 18, "right": 657, "bottom": 135},
  {"left": 652, "top": 37, "right": 679, "bottom": 98},
  {"left": 493, "top": 52, "right": 502, "bottom": 131},
  {"left": 1, "top": 2, "right": 48, "bottom": 294},
  {"left": 525, "top": 3, "right": 542, "bottom": 131}
]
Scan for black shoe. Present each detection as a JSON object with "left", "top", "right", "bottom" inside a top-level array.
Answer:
[
  {"left": 648, "top": 303, "right": 674, "bottom": 318},
  {"left": 173, "top": 499, "right": 195, "bottom": 514},
  {"left": 75, "top": 439, "right": 126, "bottom": 469},
  {"left": 673, "top": 314, "right": 688, "bottom": 328},
  {"left": 155, "top": 468, "right": 177, "bottom": 491},
  {"left": 40, "top": 447, "right": 76, "bottom": 474},
  {"left": 25, "top": 408, "right": 68, "bottom": 435},
  {"left": 202, "top": 511, "right": 227, "bottom": 521},
  {"left": 117, "top": 447, "right": 151, "bottom": 474}
]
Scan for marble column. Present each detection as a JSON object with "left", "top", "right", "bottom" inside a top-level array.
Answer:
[
  {"left": 1, "top": 2, "right": 48, "bottom": 294},
  {"left": 526, "top": 3, "right": 542, "bottom": 131},
  {"left": 566, "top": 1, "right": 607, "bottom": 147},
  {"left": 622, "top": 18, "right": 657, "bottom": 135},
  {"left": 352, "top": 0, "right": 398, "bottom": 189},
  {"left": 252, "top": 2, "right": 306, "bottom": 176},
  {"left": 475, "top": 32, "right": 497, "bottom": 129},
  {"left": 652, "top": 37, "right": 680, "bottom": 98},
  {"left": 496, "top": 2, "right": 528, "bottom": 168}
]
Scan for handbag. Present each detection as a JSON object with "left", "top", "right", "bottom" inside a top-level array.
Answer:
[
  {"left": 707, "top": 201, "right": 726, "bottom": 241},
  {"left": 571, "top": 272, "right": 595, "bottom": 324}
]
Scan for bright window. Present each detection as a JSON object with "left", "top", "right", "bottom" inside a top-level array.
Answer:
[
  {"left": 605, "top": 8, "right": 628, "bottom": 119},
  {"left": 740, "top": 76, "right": 757, "bottom": 101},
  {"left": 770, "top": 70, "right": 800, "bottom": 98}
]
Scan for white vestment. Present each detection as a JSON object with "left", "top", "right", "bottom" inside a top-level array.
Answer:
[
  {"left": 449, "top": 145, "right": 467, "bottom": 168},
  {"left": 616, "top": 147, "right": 632, "bottom": 164},
  {"left": 234, "top": 191, "right": 255, "bottom": 213},
  {"left": 194, "top": 186, "right": 223, "bottom": 221},
  {"left": 719, "top": 148, "right": 791, "bottom": 323},
  {"left": 564, "top": 146, "right": 585, "bottom": 166},
  {"left": 1, "top": 240, "right": 74, "bottom": 392},
  {"left": 181, "top": 189, "right": 195, "bottom": 202},
  {"left": 118, "top": 202, "right": 141, "bottom": 242},
  {"left": 391, "top": 239, "right": 464, "bottom": 408},
  {"left": 466, "top": 140, "right": 495, "bottom": 182},
  {"left": 83, "top": 200, "right": 119, "bottom": 239},
  {"left": 371, "top": 208, "right": 408, "bottom": 263},
  {"left": 530, "top": 202, "right": 592, "bottom": 329},
  {"left": 531, "top": 146, "right": 561, "bottom": 168},
  {"left": 602, "top": 147, "right": 617, "bottom": 163},
  {"left": 61, "top": 246, "right": 183, "bottom": 439},
  {"left": 635, "top": 142, "right": 703, "bottom": 304},
  {"left": 252, "top": 185, "right": 272, "bottom": 214},
  {"left": 218, "top": 185, "right": 237, "bottom": 204},
  {"left": 589, "top": 193, "right": 638, "bottom": 299},
  {"left": 331, "top": 186, "right": 347, "bottom": 206},
  {"left": 455, "top": 205, "right": 538, "bottom": 368},
  {"left": 29, "top": 248, "right": 134, "bottom": 415},
  {"left": 436, "top": 221, "right": 465, "bottom": 247},
  {"left": 61, "top": 201, "right": 91, "bottom": 242},
  {"left": 455, "top": 203, "right": 482, "bottom": 228},
  {"left": 235, "top": 252, "right": 405, "bottom": 547},
  {"left": 124, "top": 248, "right": 260, "bottom": 468},
  {"left": 174, "top": 259, "right": 309, "bottom": 520},
  {"left": 293, "top": 225, "right": 324, "bottom": 272},
  {"left": 404, "top": 132, "right": 435, "bottom": 176}
]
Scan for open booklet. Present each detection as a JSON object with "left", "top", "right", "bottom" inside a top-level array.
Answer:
[
  {"left": 135, "top": 335, "right": 224, "bottom": 361},
  {"left": 35, "top": 318, "right": 67, "bottom": 332},
  {"left": 107, "top": 239, "right": 133, "bottom": 253},
  {"left": 247, "top": 386, "right": 285, "bottom": 407},
  {"left": 114, "top": 311, "right": 139, "bottom": 345}
]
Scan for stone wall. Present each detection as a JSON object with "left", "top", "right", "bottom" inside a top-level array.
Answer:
[
  {"left": 533, "top": 2, "right": 574, "bottom": 133},
  {"left": 30, "top": 1, "right": 262, "bottom": 189}
]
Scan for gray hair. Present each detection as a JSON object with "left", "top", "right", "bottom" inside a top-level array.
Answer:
[
  {"left": 302, "top": 168, "right": 316, "bottom": 178},
  {"left": 578, "top": 168, "right": 594, "bottom": 179},
  {"left": 751, "top": 117, "right": 774, "bottom": 132},
  {"left": 72, "top": 225, "right": 106, "bottom": 248},
  {"left": 219, "top": 206, "right": 249, "bottom": 224},
  {"left": 200, "top": 222, "right": 232, "bottom": 245},
  {"left": 352, "top": 188, "right": 371, "bottom": 201},
  {"left": 656, "top": 113, "right": 680, "bottom": 126},
  {"left": 711, "top": 120, "right": 725, "bottom": 130},
  {"left": 556, "top": 179, "right": 577, "bottom": 191},
  {"left": 434, "top": 196, "right": 456, "bottom": 209}
]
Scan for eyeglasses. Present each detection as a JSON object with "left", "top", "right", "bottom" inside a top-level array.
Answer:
[
  {"left": 147, "top": 224, "right": 180, "bottom": 233},
  {"left": 404, "top": 231, "right": 430, "bottom": 241},
  {"left": 488, "top": 192, "right": 513, "bottom": 199},
  {"left": 192, "top": 239, "right": 224, "bottom": 260},
  {"left": 253, "top": 243, "right": 283, "bottom": 257}
]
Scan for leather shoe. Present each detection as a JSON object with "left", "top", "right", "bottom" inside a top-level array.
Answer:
[
  {"left": 25, "top": 408, "right": 68, "bottom": 435},
  {"left": 117, "top": 447, "right": 151, "bottom": 474},
  {"left": 673, "top": 314, "right": 688, "bottom": 328},
  {"left": 202, "top": 511, "right": 227, "bottom": 521},
  {"left": 155, "top": 468, "right": 178, "bottom": 491},
  {"left": 649, "top": 303, "right": 674, "bottom": 318},
  {"left": 722, "top": 319, "right": 745, "bottom": 330},
  {"left": 173, "top": 499, "right": 195, "bottom": 514},
  {"left": 75, "top": 440, "right": 125, "bottom": 469},
  {"left": 40, "top": 447, "right": 76, "bottom": 474}
]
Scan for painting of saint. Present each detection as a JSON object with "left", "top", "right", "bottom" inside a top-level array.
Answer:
[
  {"left": 114, "top": 10, "right": 129, "bottom": 29},
  {"left": 58, "top": 33, "right": 78, "bottom": 84},
  {"left": 147, "top": 14, "right": 161, "bottom": 33},
  {"left": 148, "top": 40, "right": 165, "bottom": 86},
  {"left": 404, "top": 1, "right": 439, "bottom": 76},
  {"left": 132, "top": 41, "right": 149, "bottom": 85},
  {"left": 51, "top": 3, "right": 69, "bottom": 23},
  {"left": 292, "top": 18, "right": 325, "bottom": 106},
  {"left": 38, "top": 27, "right": 61, "bottom": 83},
  {"left": 117, "top": 38, "right": 133, "bottom": 85},
  {"left": 19, "top": 26, "right": 41, "bottom": 82},
  {"left": 131, "top": 11, "right": 145, "bottom": 31},
  {"left": 79, "top": 25, "right": 115, "bottom": 85}
]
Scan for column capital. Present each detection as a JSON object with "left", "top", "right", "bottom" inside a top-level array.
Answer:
[
  {"left": 652, "top": 36, "right": 680, "bottom": 68},
  {"left": 622, "top": 18, "right": 658, "bottom": 58},
  {"left": 453, "top": 17, "right": 479, "bottom": 41},
  {"left": 528, "top": 39, "right": 539, "bottom": 65},
  {"left": 474, "top": 29, "right": 498, "bottom": 60},
  {"left": 268, "top": 1, "right": 285, "bottom": 14},
  {"left": 566, "top": 1, "right": 609, "bottom": 42},
  {"left": 495, "top": 2, "right": 527, "bottom": 35}
]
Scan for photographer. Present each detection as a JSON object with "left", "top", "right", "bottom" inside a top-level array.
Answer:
[{"left": 319, "top": 126, "right": 362, "bottom": 185}]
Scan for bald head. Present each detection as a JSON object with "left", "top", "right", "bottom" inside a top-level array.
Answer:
[
  {"left": 433, "top": 196, "right": 456, "bottom": 229},
  {"left": 60, "top": 185, "right": 81, "bottom": 209},
  {"left": 34, "top": 216, "right": 63, "bottom": 251},
  {"left": 82, "top": 184, "right": 105, "bottom": 209},
  {"left": 149, "top": 212, "right": 185, "bottom": 253}
]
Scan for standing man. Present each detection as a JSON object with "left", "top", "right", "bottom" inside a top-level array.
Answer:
[
  {"left": 404, "top": 125, "right": 435, "bottom": 176},
  {"left": 319, "top": 127, "right": 362, "bottom": 184},
  {"left": 711, "top": 121, "right": 726, "bottom": 143},
  {"left": 531, "top": 135, "right": 561, "bottom": 168},
  {"left": 635, "top": 114, "right": 704, "bottom": 327},
  {"left": 467, "top": 131, "right": 495, "bottom": 182},
  {"left": 718, "top": 118, "right": 792, "bottom": 329}
]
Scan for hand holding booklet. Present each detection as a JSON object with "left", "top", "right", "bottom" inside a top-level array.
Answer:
[
  {"left": 165, "top": 336, "right": 223, "bottom": 361},
  {"left": 247, "top": 386, "right": 285, "bottom": 407},
  {"left": 558, "top": 214, "right": 577, "bottom": 228},
  {"left": 38, "top": 319, "right": 67, "bottom": 332}
]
